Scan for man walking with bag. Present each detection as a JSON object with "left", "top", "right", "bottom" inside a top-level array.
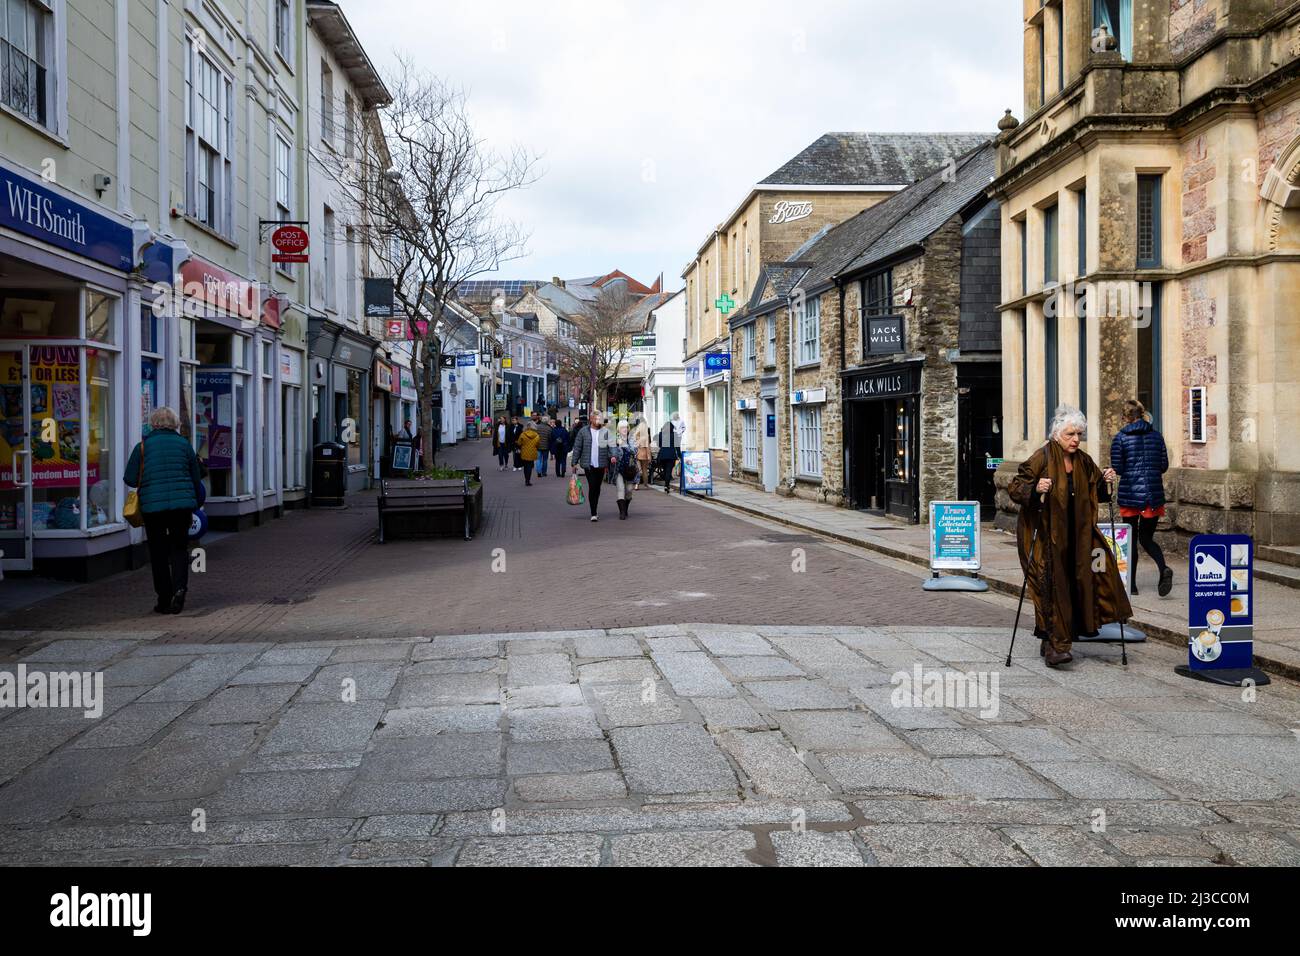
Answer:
[
  {"left": 533, "top": 413, "right": 554, "bottom": 478},
  {"left": 569, "top": 412, "right": 614, "bottom": 521}
]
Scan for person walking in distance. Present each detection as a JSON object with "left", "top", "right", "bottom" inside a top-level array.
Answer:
[
  {"left": 123, "top": 407, "right": 204, "bottom": 614},
  {"left": 656, "top": 413, "right": 681, "bottom": 493},
  {"left": 550, "top": 418, "right": 570, "bottom": 479},
  {"left": 1110, "top": 399, "right": 1173, "bottom": 597},
  {"left": 613, "top": 420, "right": 639, "bottom": 520},
  {"left": 517, "top": 419, "right": 540, "bottom": 486},
  {"left": 632, "top": 415, "right": 652, "bottom": 491},
  {"left": 533, "top": 413, "right": 554, "bottom": 479},
  {"left": 569, "top": 411, "right": 614, "bottom": 521},
  {"left": 509, "top": 415, "right": 525, "bottom": 471},
  {"left": 492, "top": 415, "right": 510, "bottom": 471}
]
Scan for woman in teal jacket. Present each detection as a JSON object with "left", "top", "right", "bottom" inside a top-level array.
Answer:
[{"left": 124, "top": 407, "right": 204, "bottom": 614}]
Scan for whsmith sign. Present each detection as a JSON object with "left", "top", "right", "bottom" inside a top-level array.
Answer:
[{"left": 1, "top": 164, "right": 134, "bottom": 271}]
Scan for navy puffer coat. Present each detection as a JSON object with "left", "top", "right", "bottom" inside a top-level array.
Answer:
[
  {"left": 1109, "top": 419, "right": 1169, "bottom": 510},
  {"left": 124, "top": 429, "right": 203, "bottom": 514}
]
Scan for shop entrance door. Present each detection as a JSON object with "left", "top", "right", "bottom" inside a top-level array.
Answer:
[
  {"left": 1, "top": 347, "right": 34, "bottom": 571},
  {"left": 849, "top": 400, "right": 888, "bottom": 513}
]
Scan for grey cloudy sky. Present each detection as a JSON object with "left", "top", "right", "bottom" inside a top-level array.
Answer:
[{"left": 345, "top": 1, "right": 1023, "bottom": 290}]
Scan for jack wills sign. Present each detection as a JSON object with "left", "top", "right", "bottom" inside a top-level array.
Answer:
[
  {"left": 866, "top": 315, "right": 904, "bottom": 354},
  {"left": 844, "top": 362, "right": 920, "bottom": 400},
  {"left": 0, "top": 164, "right": 134, "bottom": 271}
]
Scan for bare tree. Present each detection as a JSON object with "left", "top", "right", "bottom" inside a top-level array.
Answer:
[
  {"left": 359, "top": 57, "right": 539, "bottom": 466},
  {"left": 546, "top": 285, "right": 637, "bottom": 412}
]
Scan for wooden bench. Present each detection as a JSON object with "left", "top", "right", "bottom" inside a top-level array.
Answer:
[{"left": 378, "top": 478, "right": 471, "bottom": 543}]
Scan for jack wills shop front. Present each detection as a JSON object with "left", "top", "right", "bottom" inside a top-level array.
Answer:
[{"left": 843, "top": 360, "right": 922, "bottom": 521}]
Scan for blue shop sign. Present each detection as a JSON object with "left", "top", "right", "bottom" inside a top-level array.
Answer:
[
  {"left": 0, "top": 164, "right": 134, "bottom": 271},
  {"left": 456, "top": 353, "right": 477, "bottom": 367},
  {"left": 705, "top": 352, "right": 731, "bottom": 372}
]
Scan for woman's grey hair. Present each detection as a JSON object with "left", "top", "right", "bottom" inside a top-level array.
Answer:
[
  {"left": 1048, "top": 404, "right": 1088, "bottom": 440},
  {"left": 148, "top": 406, "right": 181, "bottom": 432}
]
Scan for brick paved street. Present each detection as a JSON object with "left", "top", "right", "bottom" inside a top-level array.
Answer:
[
  {"left": 3, "top": 439, "right": 1299, "bottom": 866},
  {"left": 0, "top": 438, "right": 1009, "bottom": 646}
]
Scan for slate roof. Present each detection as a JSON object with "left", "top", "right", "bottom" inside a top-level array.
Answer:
[
  {"left": 744, "top": 263, "right": 814, "bottom": 314},
  {"left": 532, "top": 283, "right": 590, "bottom": 317},
  {"left": 758, "top": 132, "right": 990, "bottom": 187},
  {"left": 835, "top": 139, "right": 997, "bottom": 279},
  {"left": 617, "top": 291, "right": 672, "bottom": 333}
]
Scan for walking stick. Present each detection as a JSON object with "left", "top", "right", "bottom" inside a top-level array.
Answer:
[
  {"left": 1007, "top": 490, "right": 1048, "bottom": 668},
  {"left": 1106, "top": 474, "right": 1129, "bottom": 666}
]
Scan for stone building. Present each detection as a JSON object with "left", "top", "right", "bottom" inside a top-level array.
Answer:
[
  {"left": 730, "top": 141, "right": 1003, "bottom": 523},
  {"left": 992, "top": 0, "right": 1300, "bottom": 546},
  {"left": 680, "top": 132, "right": 987, "bottom": 462}
]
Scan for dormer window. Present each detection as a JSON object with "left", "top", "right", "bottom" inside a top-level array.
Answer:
[{"left": 1093, "top": 0, "right": 1132, "bottom": 61}]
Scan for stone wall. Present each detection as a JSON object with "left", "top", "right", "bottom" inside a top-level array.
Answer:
[
  {"left": 917, "top": 218, "right": 963, "bottom": 511},
  {"left": 1169, "top": 0, "right": 1221, "bottom": 58}
]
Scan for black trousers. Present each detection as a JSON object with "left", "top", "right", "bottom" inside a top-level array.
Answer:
[
  {"left": 1127, "top": 514, "right": 1167, "bottom": 577},
  {"left": 554, "top": 453, "right": 567, "bottom": 477},
  {"left": 143, "top": 509, "right": 192, "bottom": 602},
  {"left": 523, "top": 461, "right": 534, "bottom": 484},
  {"left": 583, "top": 466, "right": 605, "bottom": 516}
]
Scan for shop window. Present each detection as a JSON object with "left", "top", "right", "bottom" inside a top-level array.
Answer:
[
  {"left": 742, "top": 410, "right": 757, "bottom": 471},
  {"left": 796, "top": 406, "right": 823, "bottom": 478},
  {"left": 86, "top": 350, "right": 114, "bottom": 527},
  {"left": 0, "top": 0, "right": 54, "bottom": 130},
  {"left": 890, "top": 401, "right": 911, "bottom": 482}
]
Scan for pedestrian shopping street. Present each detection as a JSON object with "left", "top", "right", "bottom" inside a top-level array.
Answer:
[{"left": 1, "top": 440, "right": 1298, "bottom": 866}]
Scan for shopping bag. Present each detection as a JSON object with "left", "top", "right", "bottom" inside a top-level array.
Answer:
[{"left": 567, "top": 475, "right": 585, "bottom": 506}]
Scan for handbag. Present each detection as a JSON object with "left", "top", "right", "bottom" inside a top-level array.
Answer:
[
  {"left": 123, "top": 439, "right": 145, "bottom": 528},
  {"left": 618, "top": 447, "right": 637, "bottom": 482},
  {"left": 567, "top": 475, "right": 585, "bottom": 506}
]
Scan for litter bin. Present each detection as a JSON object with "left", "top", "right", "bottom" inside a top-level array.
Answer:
[{"left": 311, "top": 442, "right": 348, "bottom": 505}]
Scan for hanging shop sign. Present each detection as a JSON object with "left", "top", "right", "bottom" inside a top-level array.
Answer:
[
  {"left": 385, "top": 318, "right": 430, "bottom": 340},
  {"left": 457, "top": 353, "right": 477, "bottom": 367},
  {"left": 680, "top": 450, "right": 714, "bottom": 494},
  {"left": 270, "top": 225, "right": 309, "bottom": 264},
  {"left": 704, "top": 352, "right": 731, "bottom": 373},
  {"left": 0, "top": 163, "right": 134, "bottom": 271},
  {"left": 374, "top": 360, "right": 395, "bottom": 393},
  {"left": 865, "top": 315, "right": 905, "bottom": 355},
  {"left": 365, "top": 279, "right": 396, "bottom": 319}
]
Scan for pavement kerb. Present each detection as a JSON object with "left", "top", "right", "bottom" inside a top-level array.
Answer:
[{"left": 684, "top": 489, "right": 1300, "bottom": 684}]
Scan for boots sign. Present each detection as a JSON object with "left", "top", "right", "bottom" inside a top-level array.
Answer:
[{"left": 271, "top": 225, "right": 310, "bottom": 263}]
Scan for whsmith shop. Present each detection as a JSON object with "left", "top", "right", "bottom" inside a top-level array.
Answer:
[{"left": 0, "top": 160, "right": 291, "bottom": 580}]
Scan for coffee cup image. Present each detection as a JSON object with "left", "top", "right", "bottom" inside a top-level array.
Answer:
[{"left": 1193, "top": 629, "right": 1222, "bottom": 662}]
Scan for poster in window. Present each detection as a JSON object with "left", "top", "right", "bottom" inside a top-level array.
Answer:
[
  {"left": 0, "top": 347, "right": 89, "bottom": 490},
  {"left": 1188, "top": 386, "right": 1207, "bottom": 444}
]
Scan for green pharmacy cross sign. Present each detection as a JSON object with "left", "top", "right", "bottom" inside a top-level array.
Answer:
[{"left": 715, "top": 293, "right": 736, "bottom": 316}]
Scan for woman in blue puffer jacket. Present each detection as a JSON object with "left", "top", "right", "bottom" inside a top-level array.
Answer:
[
  {"left": 124, "top": 407, "right": 204, "bottom": 614},
  {"left": 1109, "top": 399, "right": 1172, "bottom": 597}
]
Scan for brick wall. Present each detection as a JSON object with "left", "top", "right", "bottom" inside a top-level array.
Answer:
[
  {"left": 1182, "top": 134, "right": 1217, "bottom": 264},
  {"left": 1169, "top": 0, "right": 1220, "bottom": 58},
  {"left": 1180, "top": 274, "right": 1218, "bottom": 470},
  {"left": 1259, "top": 97, "right": 1300, "bottom": 184}
]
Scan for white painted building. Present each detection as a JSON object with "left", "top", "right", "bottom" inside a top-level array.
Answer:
[{"left": 642, "top": 290, "right": 686, "bottom": 434}]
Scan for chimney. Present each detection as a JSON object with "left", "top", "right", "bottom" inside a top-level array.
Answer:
[
  {"left": 651, "top": 273, "right": 663, "bottom": 294},
  {"left": 552, "top": 276, "right": 564, "bottom": 288}
]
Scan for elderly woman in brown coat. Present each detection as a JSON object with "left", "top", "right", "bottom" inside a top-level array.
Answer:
[{"left": 1009, "top": 405, "right": 1133, "bottom": 667}]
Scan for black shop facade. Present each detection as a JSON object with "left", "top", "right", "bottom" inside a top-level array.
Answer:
[{"left": 842, "top": 359, "right": 922, "bottom": 522}]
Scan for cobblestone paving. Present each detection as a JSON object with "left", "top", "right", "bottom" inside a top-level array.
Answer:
[{"left": 2, "top": 625, "right": 1298, "bottom": 866}]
